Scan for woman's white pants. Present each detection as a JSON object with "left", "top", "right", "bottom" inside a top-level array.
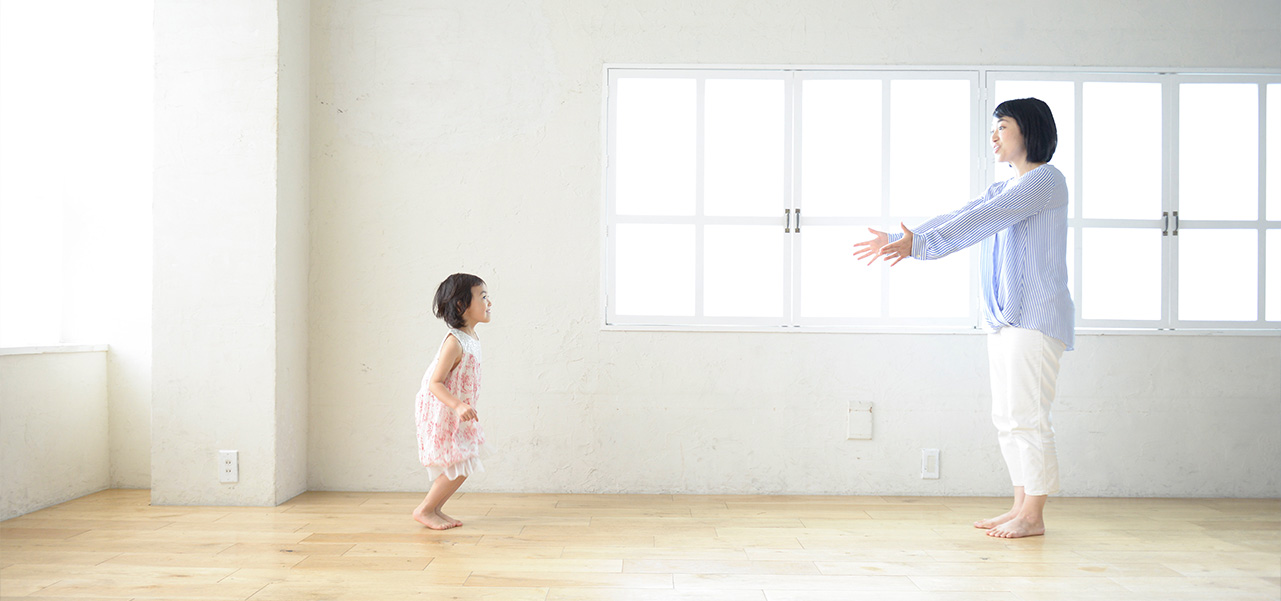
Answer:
[{"left": 987, "top": 327, "right": 1066, "bottom": 496}]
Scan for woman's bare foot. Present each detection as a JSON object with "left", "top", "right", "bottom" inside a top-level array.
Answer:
[
  {"left": 437, "top": 509, "right": 462, "bottom": 527},
  {"left": 412, "top": 509, "right": 456, "bottom": 530},
  {"left": 986, "top": 516, "right": 1044, "bottom": 538},
  {"left": 974, "top": 510, "right": 1019, "bottom": 529}
]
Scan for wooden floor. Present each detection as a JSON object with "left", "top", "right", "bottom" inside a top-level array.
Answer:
[{"left": 1, "top": 490, "right": 1278, "bottom": 600}]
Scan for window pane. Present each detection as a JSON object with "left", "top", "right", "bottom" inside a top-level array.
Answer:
[
  {"left": 704, "top": 225, "right": 783, "bottom": 317},
  {"left": 1180, "top": 84, "right": 1258, "bottom": 221},
  {"left": 615, "top": 78, "right": 695, "bottom": 216},
  {"left": 705, "top": 79, "right": 784, "bottom": 217},
  {"left": 1083, "top": 83, "right": 1162, "bottom": 219},
  {"left": 1269, "top": 85, "right": 1280, "bottom": 220},
  {"left": 800, "top": 226, "right": 881, "bottom": 318},
  {"left": 992, "top": 80, "right": 1076, "bottom": 216},
  {"left": 887, "top": 253, "right": 970, "bottom": 318},
  {"left": 614, "top": 224, "right": 693, "bottom": 315},
  {"left": 1067, "top": 228, "right": 1076, "bottom": 298},
  {"left": 1081, "top": 228, "right": 1161, "bottom": 320},
  {"left": 1267, "top": 230, "right": 1280, "bottom": 321},
  {"left": 1179, "top": 230, "right": 1258, "bottom": 321},
  {"left": 890, "top": 79, "right": 971, "bottom": 217},
  {"left": 801, "top": 79, "right": 882, "bottom": 217},
  {"left": 0, "top": 197, "right": 63, "bottom": 345}
]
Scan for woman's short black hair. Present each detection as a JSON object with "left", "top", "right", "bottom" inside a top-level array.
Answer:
[
  {"left": 433, "top": 273, "right": 486, "bottom": 329},
  {"left": 993, "top": 97, "right": 1058, "bottom": 164}
]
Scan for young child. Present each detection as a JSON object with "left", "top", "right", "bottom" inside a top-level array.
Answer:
[{"left": 412, "top": 273, "right": 491, "bottom": 530}]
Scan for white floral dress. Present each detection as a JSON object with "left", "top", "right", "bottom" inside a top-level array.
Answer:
[{"left": 415, "top": 328, "right": 487, "bottom": 481}]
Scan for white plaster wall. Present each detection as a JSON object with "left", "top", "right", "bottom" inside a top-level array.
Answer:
[
  {"left": 0, "top": 351, "right": 109, "bottom": 520},
  {"left": 275, "top": 0, "right": 311, "bottom": 504},
  {"left": 308, "top": 0, "right": 1281, "bottom": 496},
  {"left": 153, "top": 0, "right": 284, "bottom": 506}
]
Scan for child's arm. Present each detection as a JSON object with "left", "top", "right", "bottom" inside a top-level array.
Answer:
[{"left": 426, "top": 335, "right": 478, "bottom": 422}]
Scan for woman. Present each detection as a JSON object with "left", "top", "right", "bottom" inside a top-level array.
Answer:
[{"left": 854, "top": 97, "right": 1073, "bottom": 539}]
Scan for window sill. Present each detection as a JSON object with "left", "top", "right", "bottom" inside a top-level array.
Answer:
[
  {"left": 0, "top": 344, "right": 110, "bottom": 357},
  {"left": 600, "top": 324, "right": 1281, "bottom": 336}
]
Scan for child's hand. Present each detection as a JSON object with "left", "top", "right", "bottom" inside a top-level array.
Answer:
[{"left": 454, "top": 403, "right": 478, "bottom": 422}]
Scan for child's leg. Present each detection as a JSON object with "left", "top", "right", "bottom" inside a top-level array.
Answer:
[
  {"left": 432, "top": 475, "right": 467, "bottom": 526},
  {"left": 413, "top": 474, "right": 465, "bottom": 530}
]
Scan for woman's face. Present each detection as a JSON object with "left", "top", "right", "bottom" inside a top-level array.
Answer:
[{"left": 991, "top": 116, "right": 1027, "bottom": 165}]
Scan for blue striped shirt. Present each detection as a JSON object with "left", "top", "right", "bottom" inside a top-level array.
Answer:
[{"left": 889, "top": 164, "right": 1075, "bottom": 350}]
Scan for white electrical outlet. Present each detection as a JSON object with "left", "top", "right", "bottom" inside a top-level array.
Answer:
[
  {"left": 847, "top": 402, "right": 872, "bottom": 440},
  {"left": 219, "top": 450, "right": 238, "bottom": 483},
  {"left": 921, "top": 449, "right": 940, "bottom": 479}
]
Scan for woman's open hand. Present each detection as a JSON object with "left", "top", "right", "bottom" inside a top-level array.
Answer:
[
  {"left": 853, "top": 228, "right": 890, "bottom": 264},
  {"left": 875, "top": 223, "right": 914, "bottom": 266}
]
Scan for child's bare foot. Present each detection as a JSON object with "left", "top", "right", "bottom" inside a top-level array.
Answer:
[
  {"left": 412, "top": 509, "right": 456, "bottom": 530},
  {"left": 412, "top": 506, "right": 432, "bottom": 526},
  {"left": 986, "top": 516, "right": 1044, "bottom": 538},
  {"left": 437, "top": 510, "right": 462, "bottom": 527},
  {"left": 974, "top": 510, "right": 1018, "bottom": 529}
]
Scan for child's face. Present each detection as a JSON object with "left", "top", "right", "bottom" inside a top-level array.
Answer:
[{"left": 462, "top": 285, "right": 491, "bottom": 326}]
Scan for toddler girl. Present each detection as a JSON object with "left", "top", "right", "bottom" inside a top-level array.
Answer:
[{"left": 412, "top": 273, "right": 491, "bottom": 530}]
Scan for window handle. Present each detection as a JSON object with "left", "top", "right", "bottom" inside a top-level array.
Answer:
[
  {"left": 795, "top": 208, "right": 801, "bottom": 233},
  {"left": 785, "top": 208, "right": 792, "bottom": 233},
  {"left": 1163, "top": 211, "right": 1170, "bottom": 236},
  {"left": 1172, "top": 211, "right": 1179, "bottom": 236}
]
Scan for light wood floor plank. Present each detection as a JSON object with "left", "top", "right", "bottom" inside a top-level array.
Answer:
[
  {"left": 674, "top": 573, "right": 919, "bottom": 591},
  {"left": 548, "top": 589, "right": 766, "bottom": 601},
  {"left": 765, "top": 593, "right": 1020, "bottom": 601}
]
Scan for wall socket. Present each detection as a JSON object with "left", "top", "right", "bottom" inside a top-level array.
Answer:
[
  {"left": 847, "top": 402, "right": 873, "bottom": 440},
  {"left": 921, "top": 448, "right": 940, "bottom": 479},
  {"left": 219, "top": 450, "right": 238, "bottom": 483}
]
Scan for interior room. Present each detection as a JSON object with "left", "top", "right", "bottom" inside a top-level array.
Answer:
[{"left": 1, "top": 1, "right": 1278, "bottom": 599}]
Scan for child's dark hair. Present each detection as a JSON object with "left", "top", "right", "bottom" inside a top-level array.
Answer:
[{"left": 433, "top": 273, "right": 486, "bottom": 329}]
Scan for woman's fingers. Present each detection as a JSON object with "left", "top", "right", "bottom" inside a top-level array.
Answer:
[{"left": 874, "top": 241, "right": 909, "bottom": 266}]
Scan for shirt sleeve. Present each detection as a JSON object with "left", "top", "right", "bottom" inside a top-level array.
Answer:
[
  {"left": 885, "top": 191, "right": 993, "bottom": 245},
  {"left": 907, "top": 167, "right": 1060, "bottom": 260}
]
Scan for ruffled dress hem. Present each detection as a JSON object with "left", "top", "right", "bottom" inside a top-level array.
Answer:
[{"left": 425, "top": 445, "right": 489, "bottom": 482}]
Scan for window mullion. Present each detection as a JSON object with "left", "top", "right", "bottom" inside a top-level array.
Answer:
[
  {"left": 974, "top": 73, "right": 987, "bottom": 330},
  {"left": 880, "top": 76, "right": 893, "bottom": 320},
  {"left": 694, "top": 77, "right": 706, "bottom": 321},
  {"left": 1073, "top": 78, "right": 1085, "bottom": 329},
  {"left": 1259, "top": 83, "right": 1268, "bottom": 323},
  {"left": 1165, "top": 75, "right": 1179, "bottom": 329},
  {"left": 785, "top": 71, "right": 798, "bottom": 327}
]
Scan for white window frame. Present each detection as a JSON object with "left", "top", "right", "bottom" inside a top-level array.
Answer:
[
  {"left": 986, "top": 70, "right": 1281, "bottom": 331},
  {"left": 602, "top": 65, "right": 1281, "bottom": 334},
  {"left": 792, "top": 70, "right": 982, "bottom": 330}
]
